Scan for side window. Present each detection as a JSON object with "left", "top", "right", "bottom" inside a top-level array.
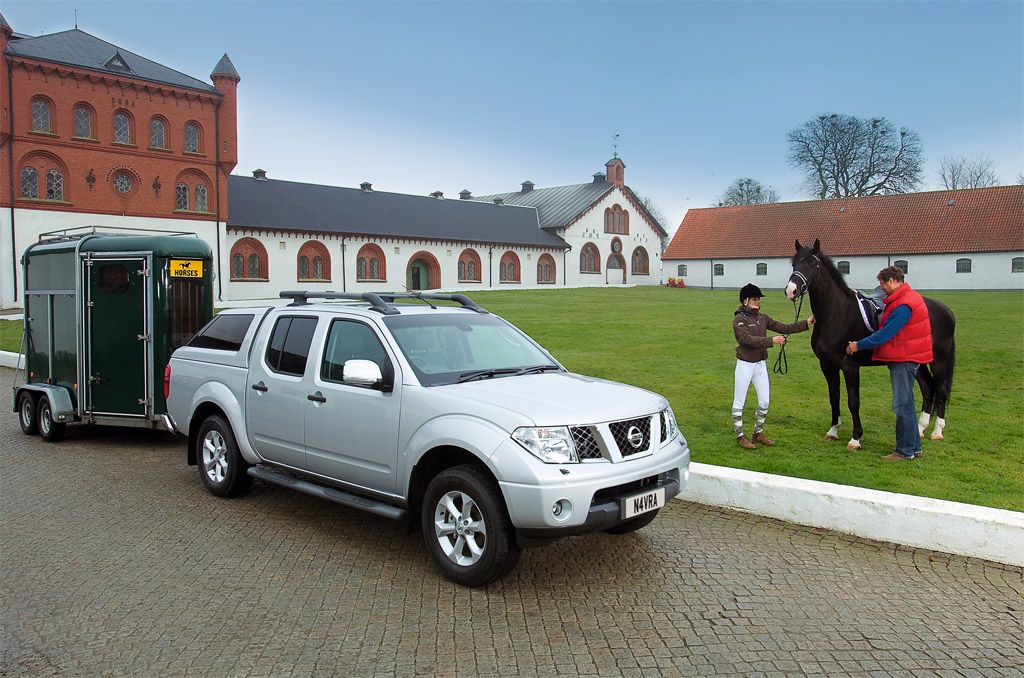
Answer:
[
  {"left": 189, "top": 314, "right": 255, "bottom": 351},
  {"left": 321, "top": 319, "right": 391, "bottom": 384},
  {"left": 265, "top": 316, "right": 318, "bottom": 376}
]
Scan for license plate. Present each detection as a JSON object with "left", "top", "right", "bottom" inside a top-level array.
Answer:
[
  {"left": 170, "top": 259, "right": 203, "bottom": 278},
  {"left": 622, "top": 487, "right": 665, "bottom": 519}
]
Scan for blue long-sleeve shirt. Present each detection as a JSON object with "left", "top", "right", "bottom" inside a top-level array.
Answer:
[{"left": 857, "top": 304, "right": 911, "bottom": 351}]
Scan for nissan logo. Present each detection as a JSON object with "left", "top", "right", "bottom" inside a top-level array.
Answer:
[{"left": 627, "top": 426, "right": 644, "bottom": 448}]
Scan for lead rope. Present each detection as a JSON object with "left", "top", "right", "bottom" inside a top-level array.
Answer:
[{"left": 772, "top": 294, "right": 804, "bottom": 375}]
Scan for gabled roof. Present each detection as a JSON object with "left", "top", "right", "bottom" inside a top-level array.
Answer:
[
  {"left": 5, "top": 28, "right": 218, "bottom": 94},
  {"left": 228, "top": 176, "right": 568, "bottom": 249},
  {"left": 472, "top": 182, "right": 614, "bottom": 230},
  {"left": 663, "top": 185, "right": 1024, "bottom": 260}
]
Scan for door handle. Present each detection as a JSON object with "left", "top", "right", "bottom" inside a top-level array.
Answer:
[
  {"left": 307, "top": 391, "right": 327, "bottom": 403},
  {"left": 251, "top": 381, "right": 268, "bottom": 392}
]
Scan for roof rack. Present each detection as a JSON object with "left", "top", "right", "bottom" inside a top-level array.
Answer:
[
  {"left": 279, "top": 291, "right": 488, "bottom": 314},
  {"left": 38, "top": 225, "right": 197, "bottom": 241}
]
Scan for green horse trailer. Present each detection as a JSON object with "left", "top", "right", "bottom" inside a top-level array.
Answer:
[{"left": 13, "top": 230, "right": 214, "bottom": 441}]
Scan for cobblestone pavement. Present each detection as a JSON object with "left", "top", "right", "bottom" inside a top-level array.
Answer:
[{"left": 1, "top": 411, "right": 1022, "bottom": 677}]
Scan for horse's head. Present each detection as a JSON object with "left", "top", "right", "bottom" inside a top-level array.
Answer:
[{"left": 787, "top": 238, "right": 824, "bottom": 300}]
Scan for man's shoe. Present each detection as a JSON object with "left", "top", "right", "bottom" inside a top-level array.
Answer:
[
  {"left": 914, "top": 450, "right": 924, "bottom": 458},
  {"left": 752, "top": 432, "right": 775, "bottom": 447},
  {"left": 736, "top": 436, "right": 756, "bottom": 450},
  {"left": 881, "top": 452, "right": 914, "bottom": 462}
]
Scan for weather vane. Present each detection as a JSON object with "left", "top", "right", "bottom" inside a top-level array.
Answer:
[{"left": 612, "top": 133, "right": 620, "bottom": 159}]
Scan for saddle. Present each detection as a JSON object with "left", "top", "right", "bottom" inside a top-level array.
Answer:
[{"left": 855, "top": 288, "right": 886, "bottom": 332}]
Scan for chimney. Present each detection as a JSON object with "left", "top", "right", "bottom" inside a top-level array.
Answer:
[
  {"left": 252, "top": 168, "right": 267, "bottom": 181},
  {"left": 592, "top": 172, "right": 606, "bottom": 184},
  {"left": 520, "top": 180, "right": 534, "bottom": 193},
  {"left": 360, "top": 182, "right": 372, "bottom": 191},
  {"left": 493, "top": 198, "right": 504, "bottom": 206},
  {"left": 605, "top": 157, "right": 625, "bottom": 188},
  {"left": 430, "top": 190, "right": 444, "bottom": 199},
  {"left": 459, "top": 189, "right": 472, "bottom": 200}
]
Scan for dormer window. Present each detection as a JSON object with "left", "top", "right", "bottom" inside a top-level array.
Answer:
[{"left": 105, "top": 52, "right": 132, "bottom": 72}]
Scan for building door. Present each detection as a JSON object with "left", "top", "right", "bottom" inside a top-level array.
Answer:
[
  {"left": 85, "top": 256, "right": 149, "bottom": 416},
  {"left": 606, "top": 254, "right": 626, "bottom": 284},
  {"left": 408, "top": 263, "right": 426, "bottom": 290}
]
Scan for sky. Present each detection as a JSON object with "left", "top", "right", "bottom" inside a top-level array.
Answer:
[{"left": 2, "top": 0, "right": 1022, "bottom": 233}]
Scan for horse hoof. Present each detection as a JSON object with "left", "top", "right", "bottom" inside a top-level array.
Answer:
[
  {"left": 847, "top": 442, "right": 861, "bottom": 451},
  {"left": 824, "top": 434, "right": 839, "bottom": 441},
  {"left": 930, "top": 433, "right": 944, "bottom": 441}
]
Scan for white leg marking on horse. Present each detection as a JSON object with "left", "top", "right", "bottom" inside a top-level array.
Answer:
[
  {"left": 785, "top": 282, "right": 797, "bottom": 300},
  {"left": 930, "top": 417, "right": 945, "bottom": 440},
  {"left": 825, "top": 423, "right": 840, "bottom": 441},
  {"left": 847, "top": 438, "right": 861, "bottom": 450},
  {"left": 918, "top": 412, "right": 931, "bottom": 435}
]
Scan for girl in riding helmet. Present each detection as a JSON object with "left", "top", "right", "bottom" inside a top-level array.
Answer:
[{"left": 732, "top": 283, "right": 815, "bottom": 449}]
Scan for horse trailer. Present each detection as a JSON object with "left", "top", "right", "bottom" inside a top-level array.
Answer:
[{"left": 13, "top": 229, "right": 214, "bottom": 441}]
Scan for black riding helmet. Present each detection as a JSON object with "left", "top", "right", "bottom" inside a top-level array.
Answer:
[{"left": 740, "top": 283, "right": 765, "bottom": 303}]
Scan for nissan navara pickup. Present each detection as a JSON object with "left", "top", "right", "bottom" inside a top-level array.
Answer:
[{"left": 166, "top": 292, "right": 690, "bottom": 586}]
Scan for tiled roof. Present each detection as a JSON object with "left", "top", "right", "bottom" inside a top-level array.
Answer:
[
  {"left": 228, "top": 176, "right": 567, "bottom": 249},
  {"left": 663, "top": 185, "right": 1024, "bottom": 260},
  {"left": 472, "top": 182, "right": 614, "bottom": 230},
  {"left": 5, "top": 29, "right": 218, "bottom": 94}
]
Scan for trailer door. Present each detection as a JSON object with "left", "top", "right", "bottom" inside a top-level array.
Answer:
[{"left": 85, "top": 257, "right": 149, "bottom": 416}]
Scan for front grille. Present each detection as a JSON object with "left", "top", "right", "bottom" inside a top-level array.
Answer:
[
  {"left": 608, "top": 416, "right": 652, "bottom": 457},
  {"left": 591, "top": 469, "right": 678, "bottom": 505},
  {"left": 570, "top": 426, "right": 603, "bottom": 460}
]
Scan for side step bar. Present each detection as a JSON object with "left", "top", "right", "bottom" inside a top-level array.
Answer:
[{"left": 247, "top": 465, "right": 407, "bottom": 521}]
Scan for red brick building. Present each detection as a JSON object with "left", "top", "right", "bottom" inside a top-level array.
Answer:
[{"left": 0, "top": 12, "right": 238, "bottom": 306}]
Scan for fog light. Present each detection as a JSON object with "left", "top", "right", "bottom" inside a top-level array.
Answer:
[{"left": 551, "top": 499, "right": 572, "bottom": 522}]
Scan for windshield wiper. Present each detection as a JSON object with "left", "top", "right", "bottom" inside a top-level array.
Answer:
[
  {"left": 514, "top": 365, "right": 561, "bottom": 376},
  {"left": 457, "top": 368, "right": 520, "bottom": 383}
]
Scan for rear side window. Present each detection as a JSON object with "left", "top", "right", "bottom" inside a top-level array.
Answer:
[
  {"left": 188, "top": 314, "right": 254, "bottom": 352},
  {"left": 266, "top": 316, "right": 318, "bottom": 376}
]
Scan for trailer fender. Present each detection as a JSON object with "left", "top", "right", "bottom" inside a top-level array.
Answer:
[{"left": 13, "top": 384, "right": 76, "bottom": 423}]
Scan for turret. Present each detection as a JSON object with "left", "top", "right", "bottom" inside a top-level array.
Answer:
[
  {"left": 211, "top": 54, "right": 240, "bottom": 174},
  {"left": 606, "top": 157, "right": 625, "bottom": 188}
]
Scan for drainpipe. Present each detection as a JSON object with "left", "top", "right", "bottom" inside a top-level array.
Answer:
[
  {"left": 213, "top": 99, "right": 223, "bottom": 302},
  {"left": 340, "top": 236, "right": 347, "bottom": 292},
  {"left": 6, "top": 58, "right": 17, "bottom": 303},
  {"left": 488, "top": 247, "right": 493, "bottom": 287},
  {"left": 710, "top": 259, "right": 714, "bottom": 290},
  {"left": 563, "top": 247, "right": 570, "bottom": 286}
]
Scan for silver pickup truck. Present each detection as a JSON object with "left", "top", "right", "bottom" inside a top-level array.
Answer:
[{"left": 166, "top": 292, "right": 690, "bottom": 586}]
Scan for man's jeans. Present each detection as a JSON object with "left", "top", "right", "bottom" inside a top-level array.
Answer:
[{"left": 889, "top": 362, "right": 921, "bottom": 458}]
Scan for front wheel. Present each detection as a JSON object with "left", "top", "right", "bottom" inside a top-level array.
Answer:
[
  {"left": 195, "top": 415, "right": 251, "bottom": 497},
  {"left": 37, "top": 396, "right": 66, "bottom": 443},
  {"left": 603, "top": 508, "right": 660, "bottom": 534},
  {"left": 421, "top": 465, "right": 520, "bottom": 587},
  {"left": 18, "top": 392, "right": 38, "bottom": 435}
]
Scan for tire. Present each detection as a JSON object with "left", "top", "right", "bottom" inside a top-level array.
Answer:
[
  {"left": 195, "top": 415, "right": 252, "bottom": 498},
  {"left": 421, "top": 465, "right": 521, "bottom": 587},
  {"left": 18, "top": 392, "right": 38, "bottom": 436},
  {"left": 603, "top": 508, "right": 661, "bottom": 535},
  {"left": 36, "top": 395, "right": 66, "bottom": 443}
]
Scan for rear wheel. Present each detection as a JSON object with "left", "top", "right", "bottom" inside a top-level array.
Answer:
[
  {"left": 603, "top": 509, "right": 660, "bottom": 534},
  {"left": 18, "top": 392, "right": 38, "bottom": 435},
  {"left": 196, "top": 415, "right": 252, "bottom": 497},
  {"left": 421, "top": 465, "right": 520, "bottom": 587},
  {"left": 37, "top": 396, "right": 66, "bottom": 443}
]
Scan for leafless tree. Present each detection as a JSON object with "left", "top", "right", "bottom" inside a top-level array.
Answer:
[
  {"left": 938, "top": 154, "right": 1000, "bottom": 189},
  {"left": 717, "top": 178, "right": 780, "bottom": 206},
  {"left": 1016, "top": 173, "right": 1023, "bottom": 185},
  {"left": 637, "top": 194, "right": 668, "bottom": 228},
  {"left": 786, "top": 113, "right": 923, "bottom": 199}
]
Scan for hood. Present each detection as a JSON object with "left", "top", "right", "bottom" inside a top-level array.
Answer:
[{"left": 442, "top": 371, "right": 667, "bottom": 427}]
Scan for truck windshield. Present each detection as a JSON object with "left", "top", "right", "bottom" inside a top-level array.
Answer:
[{"left": 383, "top": 313, "right": 560, "bottom": 386}]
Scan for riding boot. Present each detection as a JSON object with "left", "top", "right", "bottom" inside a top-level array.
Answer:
[
  {"left": 736, "top": 436, "right": 756, "bottom": 450},
  {"left": 753, "top": 432, "right": 775, "bottom": 447}
]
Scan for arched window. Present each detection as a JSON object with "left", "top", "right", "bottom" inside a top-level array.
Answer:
[
  {"left": 20, "top": 167, "right": 38, "bottom": 198},
  {"left": 194, "top": 185, "right": 208, "bottom": 212},
  {"left": 837, "top": 260, "right": 851, "bottom": 275},
  {"left": 713, "top": 264, "right": 724, "bottom": 276},
  {"left": 756, "top": 262, "right": 767, "bottom": 276},
  {"left": 604, "top": 204, "right": 629, "bottom": 234},
  {"left": 175, "top": 183, "right": 189, "bottom": 210},
  {"left": 499, "top": 252, "right": 520, "bottom": 282},
  {"left": 1013, "top": 257, "right": 1024, "bottom": 273},
  {"left": 297, "top": 241, "right": 331, "bottom": 281},
  {"left": 184, "top": 122, "right": 201, "bottom": 153},
  {"left": 31, "top": 98, "right": 53, "bottom": 133},
  {"left": 73, "top": 104, "right": 94, "bottom": 138},
  {"left": 677, "top": 264, "right": 687, "bottom": 277},
  {"left": 631, "top": 247, "right": 650, "bottom": 275},
  {"left": 45, "top": 169, "right": 64, "bottom": 201},
  {"left": 150, "top": 118, "right": 167, "bottom": 148},
  {"left": 230, "top": 238, "right": 268, "bottom": 281},
  {"left": 356, "top": 244, "right": 386, "bottom": 281},
  {"left": 894, "top": 260, "right": 909, "bottom": 274},
  {"left": 537, "top": 253, "right": 556, "bottom": 284},
  {"left": 956, "top": 258, "right": 972, "bottom": 273},
  {"left": 580, "top": 243, "right": 600, "bottom": 273},
  {"left": 113, "top": 111, "right": 132, "bottom": 144},
  {"left": 458, "top": 249, "right": 482, "bottom": 282}
]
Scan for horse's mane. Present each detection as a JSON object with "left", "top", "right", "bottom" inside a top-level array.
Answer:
[{"left": 794, "top": 248, "right": 856, "bottom": 298}]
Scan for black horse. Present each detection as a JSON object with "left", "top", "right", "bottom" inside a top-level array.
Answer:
[{"left": 786, "top": 239, "right": 956, "bottom": 449}]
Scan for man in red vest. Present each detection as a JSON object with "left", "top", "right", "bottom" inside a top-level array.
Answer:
[{"left": 846, "top": 266, "right": 933, "bottom": 461}]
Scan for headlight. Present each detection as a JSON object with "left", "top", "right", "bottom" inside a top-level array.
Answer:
[
  {"left": 661, "top": 408, "right": 679, "bottom": 443},
  {"left": 512, "top": 426, "right": 578, "bottom": 464}
]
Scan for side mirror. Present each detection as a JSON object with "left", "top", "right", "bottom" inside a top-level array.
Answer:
[{"left": 343, "top": 359, "right": 386, "bottom": 389}]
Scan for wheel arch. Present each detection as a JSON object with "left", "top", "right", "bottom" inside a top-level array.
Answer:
[
  {"left": 187, "top": 401, "right": 229, "bottom": 466},
  {"left": 14, "top": 384, "right": 75, "bottom": 421},
  {"left": 407, "top": 445, "right": 501, "bottom": 527}
]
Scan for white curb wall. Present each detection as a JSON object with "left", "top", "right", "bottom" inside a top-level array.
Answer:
[
  {"left": 682, "top": 462, "right": 1024, "bottom": 568},
  {"left": 1, "top": 350, "right": 24, "bottom": 369}
]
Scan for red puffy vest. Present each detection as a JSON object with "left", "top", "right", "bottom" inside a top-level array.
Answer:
[{"left": 873, "top": 283, "right": 933, "bottom": 364}]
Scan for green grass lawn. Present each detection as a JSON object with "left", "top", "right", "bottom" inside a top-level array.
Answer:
[{"left": 3, "top": 286, "right": 1022, "bottom": 511}]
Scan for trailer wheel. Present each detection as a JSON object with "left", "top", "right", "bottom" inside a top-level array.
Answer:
[
  {"left": 196, "top": 415, "right": 252, "bottom": 498},
  {"left": 18, "top": 392, "right": 39, "bottom": 436},
  {"left": 37, "top": 396, "right": 66, "bottom": 443}
]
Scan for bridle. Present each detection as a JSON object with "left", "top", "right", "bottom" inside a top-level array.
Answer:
[
  {"left": 788, "top": 253, "right": 823, "bottom": 298},
  {"left": 774, "top": 253, "right": 822, "bottom": 375}
]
